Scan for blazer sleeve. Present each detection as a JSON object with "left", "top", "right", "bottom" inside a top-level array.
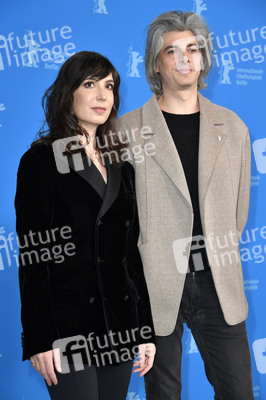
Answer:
[
  {"left": 15, "top": 149, "right": 59, "bottom": 360},
  {"left": 236, "top": 129, "right": 251, "bottom": 235},
  {"left": 126, "top": 167, "right": 156, "bottom": 345}
]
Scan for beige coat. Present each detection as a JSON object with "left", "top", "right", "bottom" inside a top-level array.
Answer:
[{"left": 116, "top": 92, "right": 251, "bottom": 336}]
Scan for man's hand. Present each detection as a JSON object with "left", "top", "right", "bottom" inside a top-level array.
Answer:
[
  {"left": 133, "top": 343, "right": 156, "bottom": 377},
  {"left": 29, "top": 348, "right": 62, "bottom": 386}
]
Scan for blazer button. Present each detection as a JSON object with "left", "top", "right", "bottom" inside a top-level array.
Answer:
[
  {"left": 89, "top": 297, "right": 95, "bottom": 304},
  {"left": 97, "top": 257, "right": 104, "bottom": 263},
  {"left": 124, "top": 294, "right": 129, "bottom": 302},
  {"left": 125, "top": 220, "right": 130, "bottom": 227}
]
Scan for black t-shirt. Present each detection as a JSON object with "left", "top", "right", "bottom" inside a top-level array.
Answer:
[{"left": 162, "top": 110, "right": 210, "bottom": 272}]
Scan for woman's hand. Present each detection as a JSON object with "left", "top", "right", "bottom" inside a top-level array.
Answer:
[
  {"left": 133, "top": 343, "right": 156, "bottom": 377},
  {"left": 30, "top": 348, "right": 62, "bottom": 386}
]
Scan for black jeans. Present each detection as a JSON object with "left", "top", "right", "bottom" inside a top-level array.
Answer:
[
  {"left": 46, "top": 360, "right": 133, "bottom": 400},
  {"left": 145, "top": 270, "right": 254, "bottom": 400}
]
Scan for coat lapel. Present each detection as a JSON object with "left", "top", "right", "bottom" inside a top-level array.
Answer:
[
  {"left": 66, "top": 151, "right": 106, "bottom": 199},
  {"left": 197, "top": 92, "right": 227, "bottom": 218},
  {"left": 61, "top": 148, "right": 122, "bottom": 218},
  {"left": 141, "top": 94, "right": 192, "bottom": 208},
  {"left": 142, "top": 94, "right": 228, "bottom": 218},
  {"left": 97, "top": 156, "right": 121, "bottom": 221}
]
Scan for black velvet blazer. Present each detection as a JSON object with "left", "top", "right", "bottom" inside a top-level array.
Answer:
[{"left": 15, "top": 143, "right": 155, "bottom": 365}]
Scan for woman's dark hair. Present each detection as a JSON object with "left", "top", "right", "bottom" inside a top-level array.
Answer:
[{"left": 32, "top": 51, "right": 125, "bottom": 164}]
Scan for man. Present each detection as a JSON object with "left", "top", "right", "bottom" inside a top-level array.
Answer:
[{"left": 117, "top": 11, "right": 254, "bottom": 400}]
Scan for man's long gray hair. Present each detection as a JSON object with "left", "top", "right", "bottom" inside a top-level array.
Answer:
[{"left": 145, "top": 11, "right": 213, "bottom": 96}]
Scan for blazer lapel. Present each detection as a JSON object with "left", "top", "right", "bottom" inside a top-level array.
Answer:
[
  {"left": 55, "top": 144, "right": 122, "bottom": 218},
  {"left": 142, "top": 95, "right": 192, "bottom": 209},
  {"left": 198, "top": 92, "right": 227, "bottom": 218},
  {"left": 66, "top": 151, "right": 106, "bottom": 199},
  {"left": 52, "top": 142, "right": 121, "bottom": 220},
  {"left": 97, "top": 156, "right": 121, "bottom": 221}
]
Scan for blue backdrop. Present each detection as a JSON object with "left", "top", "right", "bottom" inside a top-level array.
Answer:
[{"left": 0, "top": 0, "right": 266, "bottom": 399}]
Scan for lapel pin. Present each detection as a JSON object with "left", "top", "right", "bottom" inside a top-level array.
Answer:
[{"left": 218, "top": 135, "right": 222, "bottom": 141}]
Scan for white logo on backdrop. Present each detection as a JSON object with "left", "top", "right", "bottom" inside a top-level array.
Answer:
[
  {"left": 244, "top": 279, "right": 259, "bottom": 291},
  {"left": 0, "top": 103, "right": 5, "bottom": 128},
  {"left": 127, "top": 393, "right": 142, "bottom": 400},
  {"left": 185, "top": 327, "right": 199, "bottom": 354},
  {"left": 253, "top": 386, "right": 261, "bottom": 399},
  {"left": 219, "top": 59, "right": 235, "bottom": 84},
  {"left": 212, "top": 26, "right": 265, "bottom": 86},
  {"left": 0, "top": 227, "right": 18, "bottom": 270},
  {"left": 127, "top": 45, "right": 144, "bottom": 78},
  {"left": 251, "top": 175, "right": 260, "bottom": 187},
  {"left": 93, "top": 0, "right": 108, "bottom": 14},
  {"left": 193, "top": 0, "right": 207, "bottom": 14},
  {"left": 253, "top": 338, "right": 266, "bottom": 374},
  {"left": 253, "top": 138, "right": 266, "bottom": 174}
]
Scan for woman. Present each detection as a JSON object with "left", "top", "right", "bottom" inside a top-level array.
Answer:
[{"left": 15, "top": 51, "right": 156, "bottom": 400}]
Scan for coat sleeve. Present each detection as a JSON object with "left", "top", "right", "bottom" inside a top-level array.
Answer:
[
  {"left": 15, "top": 149, "right": 59, "bottom": 360},
  {"left": 236, "top": 129, "right": 251, "bottom": 235},
  {"left": 126, "top": 166, "right": 156, "bottom": 345}
]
